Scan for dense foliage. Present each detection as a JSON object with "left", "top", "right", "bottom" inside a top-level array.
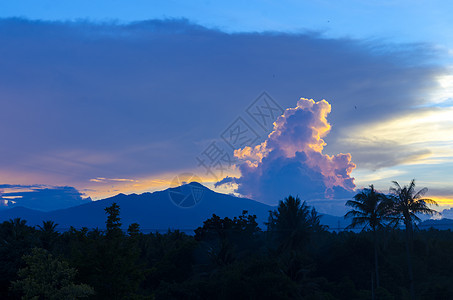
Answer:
[{"left": 0, "top": 192, "right": 450, "bottom": 299}]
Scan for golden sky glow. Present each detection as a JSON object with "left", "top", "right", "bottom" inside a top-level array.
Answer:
[{"left": 81, "top": 169, "right": 241, "bottom": 200}]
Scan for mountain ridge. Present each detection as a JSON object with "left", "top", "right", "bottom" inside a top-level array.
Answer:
[{"left": 0, "top": 182, "right": 349, "bottom": 232}]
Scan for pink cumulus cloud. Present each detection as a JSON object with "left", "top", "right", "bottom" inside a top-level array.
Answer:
[{"left": 216, "top": 98, "right": 356, "bottom": 204}]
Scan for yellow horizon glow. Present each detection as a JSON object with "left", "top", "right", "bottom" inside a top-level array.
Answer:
[
  {"left": 430, "top": 197, "right": 453, "bottom": 208},
  {"left": 81, "top": 169, "right": 241, "bottom": 200}
]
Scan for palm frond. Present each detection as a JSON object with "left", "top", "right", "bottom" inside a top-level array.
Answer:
[
  {"left": 345, "top": 210, "right": 366, "bottom": 218},
  {"left": 414, "top": 187, "right": 428, "bottom": 199},
  {"left": 420, "top": 198, "right": 438, "bottom": 206}
]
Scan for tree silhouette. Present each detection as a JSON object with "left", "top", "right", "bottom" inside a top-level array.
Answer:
[
  {"left": 105, "top": 202, "right": 122, "bottom": 238},
  {"left": 267, "top": 196, "right": 316, "bottom": 253},
  {"left": 308, "top": 207, "right": 327, "bottom": 233},
  {"left": 4, "top": 206, "right": 453, "bottom": 298},
  {"left": 11, "top": 247, "right": 94, "bottom": 299},
  {"left": 8, "top": 218, "right": 30, "bottom": 241},
  {"left": 37, "top": 220, "right": 59, "bottom": 250},
  {"left": 195, "top": 211, "right": 261, "bottom": 266},
  {"left": 0, "top": 218, "right": 37, "bottom": 297},
  {"left": 345, "top": 185, "right": 389, "bottom": 298},
  {"left": 127, "top": 223, "right": 140, "bottom": 237},
  {"left": 388, "top": 179, "right": 438, "bottom": 300}
]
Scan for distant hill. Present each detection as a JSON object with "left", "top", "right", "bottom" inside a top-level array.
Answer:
[
  {"left": 0, "top": 182, "right": 348, "bottom": 232},
  {"left": 418, "top": 218, "right": 453, "bottom": 230}
]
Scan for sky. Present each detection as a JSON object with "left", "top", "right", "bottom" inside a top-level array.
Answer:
[{"left": 0, "top": 1, "right": 452, "bottom": 215}]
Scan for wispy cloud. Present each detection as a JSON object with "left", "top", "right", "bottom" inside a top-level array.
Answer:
[
  {"left": 335, "top": 106, "right": 453, "bottom": 172},
  {"left": 89, "top": 177, "right": 137, "bottom": 183}
]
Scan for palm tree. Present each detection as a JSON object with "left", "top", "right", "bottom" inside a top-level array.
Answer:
[
  {"left": 267, "top": 196, "right": 324, "bottom": 287},
  {"left": 37, "top": 221, "right": 59, "bottom": 250},
  {"left": 267, "top": 195, "right": 312, "bottom": 252},
  {"left": 345, "top": 185, "right": 390, "bottom": 296},
  {"left": 4, "top": 218, "right": 33, "bottom": 246},
  {"left": 37, "top": 220, "right": 58, "bottom": 232},
  {"left": 389, "top": 179, "right": 438, "bottom": 300}
]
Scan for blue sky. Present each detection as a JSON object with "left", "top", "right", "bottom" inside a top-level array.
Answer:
[
  {"left": 2, "top": 0, "right": 453, "bottom": 50},
  {"left": 0, "top": 1, "right": 452, "bottom": 215}
]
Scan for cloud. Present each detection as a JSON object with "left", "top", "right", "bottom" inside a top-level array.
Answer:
[
  {"left": 0, "top": 18, "right": 446, "bottom": 199},
  {"left": 216, "top": 98, "right": 356, "bottom": 205},
  {"left": 89, "top": 177, "right": 137, "bottom": 183},
  {"left": 335, "top": 105, "right": 453, "bottom": 173},
  {"left": 439, "top": 207, "right": 453, "bottom": 219},
  {"left": 0, "top": 184, "right": 90, "bottom": 211},
  {"left": 337, "top": 138, "right": 432, "bottom": 170}
]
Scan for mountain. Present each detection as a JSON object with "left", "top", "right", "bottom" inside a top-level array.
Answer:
[
  {"left": 0, "top": 182, "right": 348, "bottom": 232},
  {"left": 0, "top": 206, "right": 47, "bottom": 222},
  {"left": 419, "top": 218, "right": 453, "bottom": 230}
]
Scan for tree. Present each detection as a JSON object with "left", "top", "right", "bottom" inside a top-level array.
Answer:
[
  {"left": 345, "top": 185, "right": 390, "bottom": 298},
  {"left": 266, "top": 196, "right": 325, "bottom": 287},
  {"left": 389, "top": 179, "right": 438, "bottom": 300},
  {"left": 308, "top": 207, "right": 327, "bottom": 233},
  {"left": 267, "top": 195, "right": 315, "bottom": 252},
  {"left": 37, "top": 220, "right": 59, "bottom": 250},
  {"left": 195, "top": 211, "right": 261, "bottom": 266},
  {"left": 6, "top": 218, "right": 31, "bottom": 242},
  {"left": 0, "top": 219, "right": 37, "bottom": 297},
  {"left": 11, "top": 247, "right": 94, "bottom": 299},
  {"left": 81, "top": 203, "right": 142, "bottom": 299},
  {"left": 127, "top": 223, "right": 140, "bottom": 237},
  {"left": 105, "top": 202, "right": 122, "bottom": 238}
]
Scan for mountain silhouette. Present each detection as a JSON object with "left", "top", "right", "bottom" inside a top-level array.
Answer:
[
  {"left": 0, "top": 182, "right": 348, "bottom": 232},
  {"left": 418, "top": 218, "right": 453, "bottom": 230}
]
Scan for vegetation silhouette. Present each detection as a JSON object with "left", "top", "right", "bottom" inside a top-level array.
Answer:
[
  {"left": 0, "top": 183, "right": 448, "bottom": 299},
  {"left": 345, "top": 185, "right": 391, "bottom": 299},
  {"left": 388, "top": 179, "right": 438, "bottom": 300},
  {"left": 266, "top": 195, "right": 316, "bottom": 252},
  {"left": 11, "top": 247, "right": 94, "bottom": 299},
  {"left": 37, "top": 220, "right": 59, "bottom": 250}
]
